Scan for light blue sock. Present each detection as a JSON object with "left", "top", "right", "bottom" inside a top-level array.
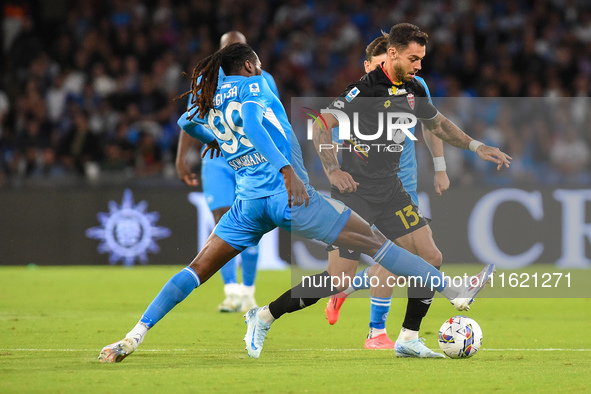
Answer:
[
  {"left": 219, "top": 256, "right": 238, "bottom": 284},
  {"left": 369, "top": 296, "right": 391, "bottom": 329},
  {"left": 352, "top": 267, "right": 371, "bottom": 290},
  {"left": 241, "top": 246, "right": 258, "bottom": 287},
  {"left": 140, "top": 267, "right": 201, "bottom": 328},
  {"left": 373, "top": 240, "right": 448, "bottom": 294}
]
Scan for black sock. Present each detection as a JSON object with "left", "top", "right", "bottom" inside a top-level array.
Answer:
[
  {"left": 402, "top": 267, "right": 439, "bottom": 331},
  {"left": 269, "top": 271, "right": 338, "bottom": 319}
]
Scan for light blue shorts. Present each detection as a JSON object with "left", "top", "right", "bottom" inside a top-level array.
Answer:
[
  {"left": 214, "top": 187, "right": 351, "bottom": 251},
  {"left": 291, "top": 188, "right": 351, "bottom": 245},
  {"left": 201, "top": 154, "right": 236, "bottom": 211}
]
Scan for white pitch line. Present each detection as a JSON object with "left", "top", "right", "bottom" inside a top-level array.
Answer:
[
  {"left": 484, "top": 348, "right": 591, "bottom": 352},
  {"left": 1, "top": 348, "right": 590, "bottom": 352}
]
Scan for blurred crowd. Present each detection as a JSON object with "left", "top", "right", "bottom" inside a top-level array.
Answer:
[{"left": 1, "top": 0, "right": 590, "bottom": 188}]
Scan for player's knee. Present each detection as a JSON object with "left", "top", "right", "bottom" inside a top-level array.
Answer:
[
  {"left": 191, "top": 265, "right": 211, "bottom": 284},
  {"left": 365, "top": 227, "right": 387, "bottom": 255},
  {"left": 421, "top": 247, "right": 443, "bottom": 268},
  {"left": 189, "top": 259, "right": 218, "bottom": 284}
]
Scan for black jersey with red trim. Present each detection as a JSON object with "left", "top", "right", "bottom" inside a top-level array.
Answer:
[{"left": 327, "top": 66, "right": 437, "bottom": 202}]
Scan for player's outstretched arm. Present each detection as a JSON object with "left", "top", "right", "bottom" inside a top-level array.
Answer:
[
  {"left": 312, "top": 113, "right": 359, "bottom": 193},
  {"left": 280, "top": 165, "right": 309, "bottom": 207},
  {"left": 421, "top": 127, "right": 450, "bottom": 195},
  {"left": 241, "top": 102, "right": 309, "bottom": 207},
  {"left": 421, "top": 113, "right": 512, "bottom": 170},
  {"left": 175, "top": 131, "right": 201, "bottom": 187}
]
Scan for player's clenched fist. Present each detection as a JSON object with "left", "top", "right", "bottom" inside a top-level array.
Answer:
[{"left": 328, "top": 169, "right": 359, "bottom": 193}]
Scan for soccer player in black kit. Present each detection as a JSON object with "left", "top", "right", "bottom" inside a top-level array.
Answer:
[
  {"left": 244, "top": 23, "right": 511, "bottom": 359},
  {"left": 317, "top": 23, "right": 511, "bottom": 357},
  {"left": 323, "top": 33, "right": 449, "bottom": 356}
]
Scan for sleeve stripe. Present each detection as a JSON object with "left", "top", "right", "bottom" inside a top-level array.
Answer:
[
  {"left": 418, "top": 110, "right": 439, "bottom": 121},
  {"left": 243, "top": 100, "right": 265, "bottom": 109}
]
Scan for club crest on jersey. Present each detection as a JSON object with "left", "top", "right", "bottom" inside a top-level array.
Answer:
[
  {"left": 345, "top": 87, "right": 360, "bottom": 102},
  {"left": 390, "top": 86, "right": 407, "bottom": 96},
  {"left": 249, "top": 83, "right": 260, "bottom": 93},
  {"left": 407, "top": 93, "right": 415, "bottom": 110}
]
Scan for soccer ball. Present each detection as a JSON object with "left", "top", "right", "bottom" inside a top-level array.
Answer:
[{"left": 438, "top": 316, "right": 483, "bottom": 359}]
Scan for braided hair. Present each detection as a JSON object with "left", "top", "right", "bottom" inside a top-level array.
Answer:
[{"left": 177, "top": 43, "right": 258, "bottom": 120}]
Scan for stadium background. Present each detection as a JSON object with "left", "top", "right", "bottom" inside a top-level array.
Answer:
[{"left": 1, "top": 0, "right": 590, "bottom": 268}]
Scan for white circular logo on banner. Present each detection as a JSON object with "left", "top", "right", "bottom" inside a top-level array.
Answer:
[{"left": 86, "top": 189, "right": 171, "bottom": 266}]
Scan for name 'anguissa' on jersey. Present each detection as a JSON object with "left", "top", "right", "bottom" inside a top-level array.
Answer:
[{"left": 177, "top": 72, "right": 309, "bottom": 201}]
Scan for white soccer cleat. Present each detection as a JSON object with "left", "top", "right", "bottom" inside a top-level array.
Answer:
[
  {"left": 98, "top": 337, "right": 139, "bottom": 363},
  {"left": 244, "top": 307, "right": 271, "bottom": 359},
  {"left": 218, "top": 296, "right": 242, "bottom": 312},
  {"left": 395, "top": 338, "right": 445, "bottom": 358},
  {"left": 218, "top": 283, "right": 242, "bottom": 312},
  {"left": 239, "top": 285, "right": 257, "bottom": 313},
  {"left": 449, "top": 264, "right": 496, "bottom": 311}
]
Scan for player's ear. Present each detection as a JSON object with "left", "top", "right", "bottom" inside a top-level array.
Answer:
[
  {"left": 244, "top": 60, "right": 254, "bottom": 75},
  {"left": 388, "top": 47, "right": 397, "bottom": 60},
  {"left": 364, "top": 60, "right": 371, "bottom": 73}
]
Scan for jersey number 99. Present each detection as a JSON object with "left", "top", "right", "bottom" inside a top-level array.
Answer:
[{"left": 207, "top": 102, "right": 253, "bottom": 154}]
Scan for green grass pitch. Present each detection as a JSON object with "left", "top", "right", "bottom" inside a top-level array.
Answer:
[{"left": 1, "top": 266, "right": 590, "bottom": 393}]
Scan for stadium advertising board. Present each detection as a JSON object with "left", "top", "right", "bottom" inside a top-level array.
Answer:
[{"left": 1, "top": 187, "right": 588, "bottom": 271}]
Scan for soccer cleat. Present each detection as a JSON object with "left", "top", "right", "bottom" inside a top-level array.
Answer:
[
  {"left": 325, "top": 293, "right": 348, "bottom": 325},
  {"left": 218, "top": 295, "right": 242, "bottom": 312},
  {"left": 364, "top": 333, "right": 396, "bottom": 349},
  {"left": 243, "top": 307, "right": 271, "bottom": 359},
  {"left": 239, "top": 285, "right": 257, "bottom": 313},
  {"left": 395, "top": 338, "right": 445, "bottom": 358},
  {"left": 98, "top": 337, "right": 139, "bottom": 363},
  {"left": 449, "top": 264, "right": 495, "bottom": 311},
  {"left": 240, "top": 294, "right": 258, "bottom": 313},
  {"left": 218, "top": 283, "right": 242, "bottom": 312}
]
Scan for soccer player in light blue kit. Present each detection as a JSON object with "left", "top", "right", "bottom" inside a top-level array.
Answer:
[
  {"left": 176, "top": 31, "right": 280, "bottom": 313},
  {"left": 99, "top": 43, "right": 507, "bottom": 363},
  {"left": 325, "top": 33, "right": 451, "bottom": 355}
]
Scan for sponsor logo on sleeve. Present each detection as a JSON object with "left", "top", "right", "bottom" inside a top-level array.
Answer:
[{"left": 345, "top": 87, "right": 360, "bottom": 102}]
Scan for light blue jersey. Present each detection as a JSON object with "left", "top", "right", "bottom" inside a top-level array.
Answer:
[
  {"left": 188, "top": 69, "right": 280, "bottom": 210},
  {"left": 179, "top": 74, "right": 308, "bottom": 200},
  {"left": 261, "top": 70, "right": 279, "bottom": 98},
  {"left": 177, "top": 73, "right": 350, "bottom": 250},
  {"left": 180, "top": 69, "right": 281, "bottom": 286}
]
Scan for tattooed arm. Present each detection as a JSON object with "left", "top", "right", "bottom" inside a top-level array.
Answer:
[
  {"left": 421, "top": 112, "right": 512, "bottom": 170},
  {"left": 312, "top": 113, "right": 340, "bottom": 174},
  {"left": 312, "top": 113, "right": 359, "bottom": 193}
]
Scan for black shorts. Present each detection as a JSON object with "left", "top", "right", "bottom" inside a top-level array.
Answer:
[{"left": 330, "top": 181, "right": 430, "bottom": 260}]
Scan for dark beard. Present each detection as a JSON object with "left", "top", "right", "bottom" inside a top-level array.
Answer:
[{"left": 394, "top": 64, "right": 411, "bottom": 82}]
